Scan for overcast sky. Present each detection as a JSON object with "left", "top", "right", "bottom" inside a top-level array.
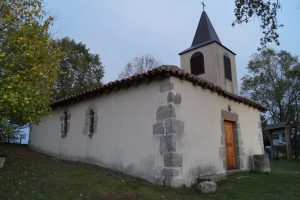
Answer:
[{"left": 45, "top": 0, "right": 300, "bottom": 86}]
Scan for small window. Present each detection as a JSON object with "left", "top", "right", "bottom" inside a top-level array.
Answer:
[
  {"left": 60, "top": 111, "right": 70, "bottom": 137},
  {"left": 273, "top": 133, "right": 279, "bottom": 140},
  {"left": 84, "top": 104, "right": 98, "bottom": 137},
  {"left": 190, "top": 52, "right": 205, "bottom": 75},
  {"left": 223, "top": 54, "right": 232, "bottom": 80},
  {"left": 89, "top": 109, "right": 95, "bottom": 134},
  {"left": 63, "top": 112, "right": 68, "bottom": 135}
]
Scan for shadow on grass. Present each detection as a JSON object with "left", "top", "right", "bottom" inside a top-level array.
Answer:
[{"left": 0, "top": 144, "right": 300, "bottom": 200}]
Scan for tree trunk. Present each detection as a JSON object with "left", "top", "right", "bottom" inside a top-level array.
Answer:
[{"left": 295, "top": 132, "right": 298, "bottom": 159}]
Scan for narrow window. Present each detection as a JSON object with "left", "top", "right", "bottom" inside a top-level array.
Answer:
[
  {"left": 223, "top": 54, "right": 232, "bottom": 80},
  {"left": 63, "top": 111, "right": 68, "bottom": 135},
  {"left": 60, "top": 111, "right": 70, "bottom": 137},
  {"left": 89, "top": 109, "right": 95, "bottom": 134},
  {"left": 190, "top": 52, "right": 205, "bottom": 75},
  {"left": 84, "top": 104, "right": 97, "bottom": 137}
]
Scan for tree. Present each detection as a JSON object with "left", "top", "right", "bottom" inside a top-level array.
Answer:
[
  {"left": 53, "top": 37, "right": 105, "bottom": 100},
  {"left": 0, "top": 0, "right": 62, "bottom": 135},
  {"left": 118, "top": 55, "right": 161, "bottom": 79},
  {"left": 233, "top": 0, "right": 282, "bottom": 50},
  {"left": 241, "top": 49, "right": 299, "bottom": 123},
  {"left": 241, "top": 49, "right": 300, "bottom": 157}
]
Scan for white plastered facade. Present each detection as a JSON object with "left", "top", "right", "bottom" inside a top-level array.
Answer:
[
  {"left": 170, "top": 77, "right": 264, "bottom": 186},
  {"left": 30, "top": 76, "right": 264, "bottom": 187},
  {"left": 30, "top": 80, "right": 166, "bottom": 183}
]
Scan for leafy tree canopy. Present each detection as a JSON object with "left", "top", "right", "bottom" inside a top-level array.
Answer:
[
  {"left": 0, "top": 0, "right": 62, "bottom": 134},
  {"left": 53, "top": 37, "right": 105, "bottom": 100},
  {"left": 241, "top": 49, "right": 300, "bottom": 126},
  {"left": 233, "top": 0, "right": 282, "bottom": 50}
]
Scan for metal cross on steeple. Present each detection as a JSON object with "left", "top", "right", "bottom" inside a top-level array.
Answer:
[{"left": 201, "top": 1, "right": 206, "bottom": 11}]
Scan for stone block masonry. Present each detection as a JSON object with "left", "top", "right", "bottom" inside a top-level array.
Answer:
[
  {"left": 153, "top": 80, "right": 184, "bottom": 187},
  {"left": 167, "top": 92, "right": 182, "bottom": 104},
  {"left": 160, "top": 135, "right": 176, "bottom": 153},
  {"left": 253, "top": 154, "right": 270, "bottom": 173},
  {"left": 164, "top": 152, "right": 183, "bottom": 167},
  {"left": 197, "top": 181, "right": 217, "bottom": 193},
  {"left": 153, "top": 122, "right": 164, "bottom": 135},
  {"left": 159, "top": 82, "right": 174, "bottom": 93},
  {"left": 156, "top": 104, "right": 176, "bottom": 121},
  {"left": 165, "top": 119, "right": 184, "bottom": 135}
]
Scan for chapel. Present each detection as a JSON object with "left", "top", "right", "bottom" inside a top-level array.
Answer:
[{"left": 29, "top": 10, "right": 266, "bottom": 187}]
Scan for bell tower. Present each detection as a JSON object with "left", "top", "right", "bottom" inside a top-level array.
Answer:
[{"left": 179, "top": 10, "right": 238, "bottom": 94}]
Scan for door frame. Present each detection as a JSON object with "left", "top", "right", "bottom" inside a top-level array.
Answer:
[
  {"left": 224, "top": 120, "right": 237, "bottom": 170},
  {"left": 221, "top": 110, "right": 241, "bottom": 171}
]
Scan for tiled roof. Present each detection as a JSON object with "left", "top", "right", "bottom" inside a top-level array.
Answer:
[{"left": 50, "top": 65, "right": 267, "bottom": 112}]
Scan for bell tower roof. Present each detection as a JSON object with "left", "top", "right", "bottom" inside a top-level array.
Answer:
[
  {"left": 192, "top": 11, "right": 221, "bottom": 46},
  {"left": 179, "top": 8, "right": 238, "bottom": 94},
  {"left": 179, "top": 11, "right": 235, "bottom": 55}
]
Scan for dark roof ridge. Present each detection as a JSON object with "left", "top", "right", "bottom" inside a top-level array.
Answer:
[{"left": 50, "top": 65, "right": 267, "bottom": 112}]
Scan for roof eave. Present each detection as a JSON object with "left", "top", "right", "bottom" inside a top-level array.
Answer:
[
  {"left": 179, "top": 41, "right": 236, "bottom": 55},
  {"left": 50, "top": 66, "right": 267, "bottom": 113}
]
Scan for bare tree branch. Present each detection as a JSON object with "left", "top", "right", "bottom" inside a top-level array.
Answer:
[{"left": 118, "top": 55, "right": 161, "bottom": 79}]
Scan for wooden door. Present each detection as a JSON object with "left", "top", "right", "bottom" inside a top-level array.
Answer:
[{"left": 224, "top": 120, "right": 237, "bottom": 170}]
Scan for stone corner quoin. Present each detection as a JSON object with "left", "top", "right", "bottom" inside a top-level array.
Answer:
[{"left": 153, "top": 81, "right": 184, "bottom": 187}]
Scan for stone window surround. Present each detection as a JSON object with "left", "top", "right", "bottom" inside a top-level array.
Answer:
[
  {"left": 220, "top": 109, "right": 245, "bottom": 171},
  {"left": 89, "top": 109, "right": 95, "bottom": 134},
  {"left": 83, "top": 104, "right": 98, "bottom": 137},
  {"left": 60, "top": 109, "right": 71, "bottom": 137}
]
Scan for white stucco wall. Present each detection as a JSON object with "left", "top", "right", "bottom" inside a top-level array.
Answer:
[
  {"left": 170, "top": 77, "right": 263, "bottom": 186},
  {"left": 180, "top": 43, "right": 238, "bottom": 94},
  {"left": 30, "top": 80, "right": 169, "bottom": 183},
  {"left": 30, "top": 76, "right": 264, "bottom": 187}
]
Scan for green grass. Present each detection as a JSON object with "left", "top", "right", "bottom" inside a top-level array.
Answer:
[{"left": 1, "top": 144, "right": 300, "bottom": 200}]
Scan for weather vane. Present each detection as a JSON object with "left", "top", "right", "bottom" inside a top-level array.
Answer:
[{"left": 201, "top": 1, "right": 206, "bottom": 11}]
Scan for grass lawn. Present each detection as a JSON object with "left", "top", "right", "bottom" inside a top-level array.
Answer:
[{"left": 1, "top": 144, "right": 300, "bottom": 200}]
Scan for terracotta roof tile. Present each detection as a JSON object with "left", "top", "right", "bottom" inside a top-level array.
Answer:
[{"left": 50, "top": 65, "right": 267, "bottom": 112}]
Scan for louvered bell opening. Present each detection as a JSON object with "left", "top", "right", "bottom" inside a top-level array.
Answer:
[
  {"left": 190, "top": 52, "right": 205, "bottom": 75},
  {"left": 224, "top": 55, "right": 232, "bottom": 81}
]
